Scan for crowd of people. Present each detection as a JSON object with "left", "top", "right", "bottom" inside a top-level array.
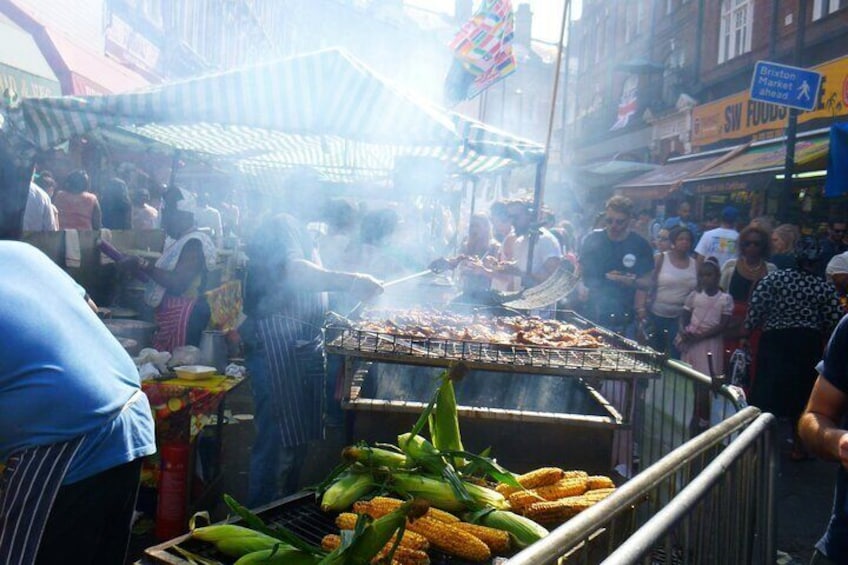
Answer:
[{"left": 10, "top": 164, "right": 848, "bottom": 562}]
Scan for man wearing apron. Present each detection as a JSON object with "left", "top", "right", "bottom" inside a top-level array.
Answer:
[
  {"left": 244, "top": 211, "right": 382, "bottom": 507},
  {"left": 0, "top": 241, "right": 156, "bottom": 564}
]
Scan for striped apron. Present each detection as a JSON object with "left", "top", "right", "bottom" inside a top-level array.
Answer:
[
  {"left": 0, "top": 389, "right": 144, "bottom": 564},
  {"left": 153, "top": 295, "right": 196, "bottom": 352},
  {"left": 255, "top": 315, "right": 325, "bottom": 447},
  {"left": 0, "top": 438, "right": 83, "bottom": 564}
]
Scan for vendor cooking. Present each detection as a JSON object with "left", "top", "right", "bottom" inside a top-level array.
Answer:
[{"left": 125, "top": 186, "right": 217, "bottom": 350}]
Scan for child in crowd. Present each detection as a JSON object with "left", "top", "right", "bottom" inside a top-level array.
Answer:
[{"left": 677, "top": 257, "right": 733, "bottom": 431}]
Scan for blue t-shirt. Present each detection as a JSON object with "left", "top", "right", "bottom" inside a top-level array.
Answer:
[
  {"left": 0, "top": 241, "right": 155, "bottom": 484},
  {"left": 816, "top": 314, "right": 848, "bottom": 560}
]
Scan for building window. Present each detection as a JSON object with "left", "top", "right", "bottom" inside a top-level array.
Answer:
[
  {"left": 667, "top": 0, "right": 674, "bottom": 15},
  {"left": 813, "top": 0, "right": 841, "bottom": 20},
  {"left": 625, "top": 3, "right": 637, "bottom": 42},
  {"left": 718, "top": 0, "right": 753, "bottom": 64}
]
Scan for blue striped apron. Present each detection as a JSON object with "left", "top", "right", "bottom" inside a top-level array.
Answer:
[{"left": 255, "top": 314, "right": 326, "bottom": 448}]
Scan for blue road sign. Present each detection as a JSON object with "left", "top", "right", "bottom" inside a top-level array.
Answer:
[{"left": 750, "top": 60, "right": 823, "bottom": 112}]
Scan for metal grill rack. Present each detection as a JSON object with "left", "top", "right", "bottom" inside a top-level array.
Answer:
[{"left": 325, "top": 310, "right": 662, "bottom": 379}]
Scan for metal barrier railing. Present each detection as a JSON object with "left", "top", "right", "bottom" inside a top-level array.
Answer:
[
  {"left": 505, "top": 407, "right": 775, "bottom": 564},
  {"left": 601, "top": 411, "right": 777, "bottom": 564}
]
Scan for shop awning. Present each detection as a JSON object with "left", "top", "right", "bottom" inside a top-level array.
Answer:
[
  {"left": 684, "top": 135, "right": 830, "bottom": 182},
  {"left": 614, "top": 147, "right": 744, "bottom": 200},
  {"left": 0, "top": 15, "right": 60, "bottom": 97},
  {"left": 44, "top": 28, "right": 149, "bottom": 95},
  {"left": 12, "top": 48, "right": 544, "bottom": 183}
]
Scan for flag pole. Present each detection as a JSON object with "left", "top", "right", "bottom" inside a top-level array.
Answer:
[{"left": 526, "top": 0, "right": 572, "bottom": 276}]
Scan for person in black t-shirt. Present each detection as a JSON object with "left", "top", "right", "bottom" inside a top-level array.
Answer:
[{"left": 579, "top": 195, "right": 654, "bottom": 335}]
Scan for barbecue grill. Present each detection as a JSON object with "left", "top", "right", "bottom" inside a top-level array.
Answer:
[
  {"left": 326, "top": 310, "right": 663, "bottom": 473},
  {"left": 142, "top": 493, "right": 486, "bottom": 564}
]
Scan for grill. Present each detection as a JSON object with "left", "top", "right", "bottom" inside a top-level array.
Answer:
[
  {"left": 143, "top": 493, "right": 490, "bottom": 564},
  {"left": 325, "top": 310, "right": 662, "bottom": 379}
]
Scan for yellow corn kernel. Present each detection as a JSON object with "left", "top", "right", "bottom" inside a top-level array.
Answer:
[
  {"left": 508, "top": 477, "right": 588, "bottom": 512},
  {"left": 584, "top": 488, "right": 616, "bottom": 503},
  {"left": 407, "top": 516, "right": 491, "bottom": 562},
  {"left": 321, "top": 533, "right": 430, "bottom": 565},
  {"left": 495, "top": 467, "right": 564, "bottom": 496},
  {"left": 454, "top": 522, "right": 510, "bottom": 554},
  {"left": 586, "top": 475, "right": 615, "bottom": 490},
  {"left": 524, "top": 496, "right": 593, "bottom": 525},
  {"left": 360, "top": 496, "right": 460, "bottom": 524},
  {"left": 562, "top": 470, "right": 589, "bottom": 480},
  {"left": 335, "top": 512, "right": 430, "bottom": 551}
]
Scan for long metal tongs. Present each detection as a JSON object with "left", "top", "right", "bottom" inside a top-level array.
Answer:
[{"left": 346, "top": 269, "right": 435, "bottom": 319}]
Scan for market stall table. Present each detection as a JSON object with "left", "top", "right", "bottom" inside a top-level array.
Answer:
[{"left": 140, "top": 374, "right": 245, "bottom": 538}]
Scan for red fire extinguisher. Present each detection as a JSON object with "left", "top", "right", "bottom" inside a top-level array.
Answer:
[{"left": 155, "top": 442, "right": 189, "bottom": 540}]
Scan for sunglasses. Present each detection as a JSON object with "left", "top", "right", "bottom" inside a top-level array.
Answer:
[
  {"left": 742, "top": 239, "right": 763, "bottom": 247},
  {"left": 605, "top": 217, "right": 629, "bottom": 226},
  {"left": 833, "top": 229, "right": 846, "bottom": 234}
]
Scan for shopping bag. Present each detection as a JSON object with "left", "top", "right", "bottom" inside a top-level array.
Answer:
[{"left": 728, "top": 347, "right": 750, "bottom": 387}]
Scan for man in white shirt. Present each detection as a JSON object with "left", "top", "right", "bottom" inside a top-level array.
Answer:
[
  {"left": 694, "top": 206, "right": 739, "bottom": 268},
  {"left": 503, "top": 199, "right": 563, "bottom": 290},
  {"left": 194, "top": 191, "right": 224, "bottom": 247},
  {"left": 23, "top": 182, "right": 59, "bottom": 232}
]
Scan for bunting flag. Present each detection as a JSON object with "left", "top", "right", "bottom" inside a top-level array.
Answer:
[
  {"left": 445, "top": 0, "right": 517, "bottom": 105},
  {"left": 825, "top": 123, "right": 848, "bottom": 197}
]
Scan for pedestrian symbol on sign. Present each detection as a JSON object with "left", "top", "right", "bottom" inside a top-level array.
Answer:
[{"left": 798, "top": 80, "right": 811, "bottom": 102}]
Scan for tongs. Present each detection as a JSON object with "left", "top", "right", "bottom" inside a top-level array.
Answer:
[{"left": 346, "top": 269, "right": 435, "bottom": 319}]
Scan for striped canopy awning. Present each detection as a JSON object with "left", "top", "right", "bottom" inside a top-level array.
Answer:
[{"left": 14, "top": 48, "right": 543, "bottom": 183}]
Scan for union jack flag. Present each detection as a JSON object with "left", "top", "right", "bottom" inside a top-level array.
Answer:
[
  {"left": 444, "top": 0, "right": 517, "bottom": 104},
  {"left": 611, "top": 86, "right": 639, "bottom": 130}
]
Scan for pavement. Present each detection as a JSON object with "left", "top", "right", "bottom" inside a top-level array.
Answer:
[{"left": 127, "top": 383, "right": 841, "bottom": 564}]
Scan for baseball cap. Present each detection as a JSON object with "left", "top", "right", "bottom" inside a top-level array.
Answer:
[
  {"left": 826, "top": 252, "right": 848, "bottom": 278},
  {"left": 721, "top": 206, "right": 739, "bottom": 222}
]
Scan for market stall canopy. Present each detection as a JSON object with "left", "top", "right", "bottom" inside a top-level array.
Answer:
[
  {"left": 614, "top": 147, "right": 745, "bottom": 200},
  {"left": 683, "top": 134, "right": 829, "bottom": 183},
  {"left": 0, "top": 14, "right": 60, "bottom": 97},
  {"left": 11, "top": 48, "right": 544, "bottom": 184}
]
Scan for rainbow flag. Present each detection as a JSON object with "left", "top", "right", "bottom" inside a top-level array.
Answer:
[{"left": 445, "top": 0, "right": 517, "bottom": 104}]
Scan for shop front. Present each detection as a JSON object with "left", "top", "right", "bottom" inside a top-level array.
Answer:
[
  {"left": 682, "top": 132, "right": 832, "bottom": 227},
  {"left": 0, "top": 14, "right": 61, "bottom": 98}
]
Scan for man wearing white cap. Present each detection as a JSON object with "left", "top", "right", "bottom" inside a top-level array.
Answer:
[{"left": 826, "top": 252, "right": 848, "bottom": 311}]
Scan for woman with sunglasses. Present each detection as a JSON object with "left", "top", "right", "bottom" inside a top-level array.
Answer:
[{"left": 719, "top": 225, "right": 776, "bottom": 381}]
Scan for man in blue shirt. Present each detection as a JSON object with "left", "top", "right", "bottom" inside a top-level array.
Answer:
[{"left": 0, "top": 241, "right": 156, "bottom": 564}]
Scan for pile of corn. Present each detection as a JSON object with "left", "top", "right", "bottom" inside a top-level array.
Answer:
[
  {"left": 326, "top": 496, "right": 510, "bottom": 563},
  {"left": 496, "top": 467, "right": 616, "bottom": 526}
]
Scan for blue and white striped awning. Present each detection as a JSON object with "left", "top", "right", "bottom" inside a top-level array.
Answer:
[{"left": 15, "top": 48, "right": 543, "bottom": 183}]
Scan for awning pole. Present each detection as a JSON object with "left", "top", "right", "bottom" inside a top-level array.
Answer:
[
  {"left": 168, "top": 150, "right": 182, "bottom": 188},
  {"left": 526, "top": 0, "right": 570, "bottom": 277},
  {"left": 781, "top": 0, "right": 807, "bottom": 220}
]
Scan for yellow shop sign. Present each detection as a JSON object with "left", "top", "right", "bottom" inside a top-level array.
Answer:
[{"left": 692, "top": 55, "right": 848, "bottom": 147}]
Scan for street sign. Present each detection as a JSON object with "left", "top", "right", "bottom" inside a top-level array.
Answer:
[{"left": 749, "top": 60, "right": 823, "bottom": 112}]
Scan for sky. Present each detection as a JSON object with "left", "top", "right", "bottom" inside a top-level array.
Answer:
[{"left": 403, "top": 0, "right": 581, "bottom": 44}]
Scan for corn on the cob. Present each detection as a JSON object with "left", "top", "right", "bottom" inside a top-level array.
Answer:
[
  {"left": 586, "top": 475, "right": 615, "bottom": 490},
  {"left": 495, "top": 467, "right": 564, "bottom": 496},
  {"left": 320, "top": 471, "right": 375, "bottom": 512},
  {"left": 406, "top": 516, "right": 491, "bottom": 562},
  {"left": 362, "top": 496, "right": 460, "bottom": 523},
  {"left": 342, "top": 446, "right": 411, "bottom": 469},
  {"left": 429, "top": 366, "right": 466, "bottom": 467},
  {"left": 584, "top": 488, "right": 616, "bottom": 503},
  {"left": 454, "top": 522, "right": 510, "bottom": 554},
  {"left": 470, "top": 510, "right": 549, "bottom": 549},
  {"left": 335, "top": 513, "right": 430, "bottom": 551},
  {"left": 524, "top": 496, "right": 593, "bottom": 525},
  {"left": 321, "top": 534, "right": 430, "bottom": 565},
  {"left": 562, "top": 470, "right": 590, "bottom": 480},
  {"left": 389, "top": 472, "right": 507, "bottom": 511},
  {"left": 507, "top": 477, "right": 588, "bottom": 512},
  {"left": 191, "top": 524, "right": 283, "bottom": 557}
]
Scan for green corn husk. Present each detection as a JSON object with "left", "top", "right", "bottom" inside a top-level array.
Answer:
[
  {"left": 191, "top": 524, "right": 283, "bottom": 557},
  {"left": 234, "top": 547, "right": 322, "bottom": 565},
  {"left": 320, "top": 470, "right": 375, "bottom": 512},
  {"left": 466, "top": 509, "right": 549, "bottom": 549},
  {"left": 389, "top": 471, "right": 507, "bottom": 512},
  {"left": 341, "top": 445, "right": 410, "bottom": 469},
  {"left": 429, "top": 364, "right": 466, "bottom": 466}
]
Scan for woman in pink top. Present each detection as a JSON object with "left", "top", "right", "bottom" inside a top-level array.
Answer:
[{"left": 53, "top": 170, "right": 101, "bottom": 230}]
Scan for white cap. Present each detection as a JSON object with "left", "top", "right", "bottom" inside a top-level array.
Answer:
[{"left": 826, "top": 252, "right": 848, "bottom": 278}]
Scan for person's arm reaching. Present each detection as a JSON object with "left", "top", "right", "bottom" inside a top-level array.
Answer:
[
  {"left": 799, "top": 376, "right": 848, "bottom": 467},
  {"left": 287, "top": 259, "right": 383, "bottom": 301}
]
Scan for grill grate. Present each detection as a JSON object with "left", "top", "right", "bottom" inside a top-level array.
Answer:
[
  {"left": 143, "top": 493, "right": 498, "bottom": 564},
  {"left": 325, "top": 311, "right": 662, "bottom": 379}
]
